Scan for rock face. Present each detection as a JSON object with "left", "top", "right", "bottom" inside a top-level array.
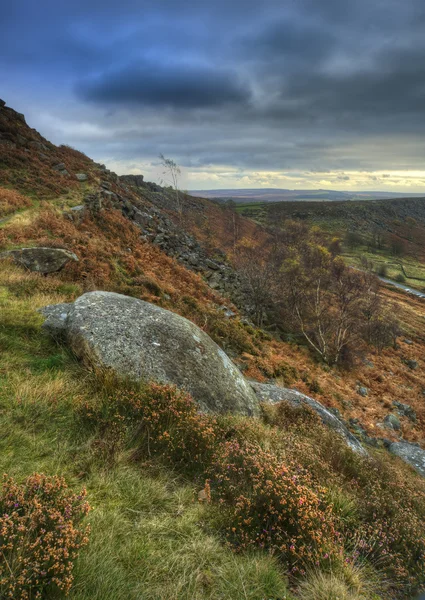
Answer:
[
  {"left": 40, "top": 291, "right": 259, "bottom": 416},
  {"left": 250, "top": 382, "right": 367, "bottom": 455},
  {"left": 0, "top": 247, "right": 78, "bottom": 273},
  {"left": 389, "top": 441, "right": 425, "bottom": 477}
]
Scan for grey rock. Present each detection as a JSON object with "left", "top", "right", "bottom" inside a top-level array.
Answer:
[
  {"left": 0, "top": 99, "right": 5, "bottom": 107},
  {"left": 383, "top": 414, "right": 401, "bottom": 431},
  {"left": 40, "top": 291, "right": 259, "bottom": 416},
  {"left": 119, "top": 174, "right": 145, "bottom": 187},
  {"left": 101, "top": 189, "right": 116, "bottom": 198},
  {"left": 71, "top": 205, "right": 85, "bottom": 213},
  {"left": 251, "top": 382, "right": 367, "bottom": 455},
  {"left": 389, "top": 441, "right": 425, "bottom": 477},
  {"left": 154, "top": 234, "right": 165, "bottom": 245},
  {"left": 28, "top": 140, "right": 47, "bottom": 151},
  {"left": 39, "top": 303, "right": 72, "bottom": 339},
  {"left": 403, "top": 338, "right": 413, "bottom": 345},
  {"left": 405, "top": 359, "right": 418, "bottom": 370},
  {"left": 53, "top": 163, "right": 66, "bottom": 171},
  {"left": 357, "top": 386, "right": 368, "bottom": 397},
  {"left": 0, "top": 247, "right": 78, "bottom": 274},
  {"left": 188, "top": 254, "right": 199, "bottom": 266},
  {"left": 76, "top": 173, "right": 88, "bottom": 182},
  {"left": 205, "top": 259, "right": 220, "bottom": 270},
  {"left": 393, "top": 401, "right": 416, "bottom": 422}
]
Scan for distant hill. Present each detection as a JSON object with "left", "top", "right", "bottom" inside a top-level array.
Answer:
[{"left": 190, "top": 188, "right": 425, "bottom": 203}]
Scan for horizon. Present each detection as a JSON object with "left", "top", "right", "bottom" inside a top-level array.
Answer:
[
  {"left": 3, "top": 0, "right": 425, "bottom": 192},
  {"left": 189, "top": 186, "right": 425, "bottom": 194}
]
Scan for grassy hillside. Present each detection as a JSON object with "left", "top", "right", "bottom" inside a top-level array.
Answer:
[
  {"left": 237, "top": 197, "right": 425, "bottom": 290},
  {"left": 2, "top": 101, "right": 425, "bottom": 598}
]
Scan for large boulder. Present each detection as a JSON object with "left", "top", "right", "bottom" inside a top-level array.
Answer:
[
  {"left": 389, "top": 441, "right": 425, "bottom": 477},
  {"left": 40, "top": 291, "right": 259, "bottom": 416},
  {"left": 1, "top": 247, "right": 78, "bottom": 274},
  {"left": 251, "top": 382, "right": 367, "bottom": 455}
]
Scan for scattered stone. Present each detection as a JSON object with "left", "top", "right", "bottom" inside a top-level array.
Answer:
[
  {"left": 71, "top": 205, "right": 85, "bottom": 213},
  {"left": 53, "top": 163, "right": 66, "bottom": 171},
  {"left": 362, "top": 359, "right": 374, "bottom": 368},
  {"left": 84, "top": 193, "right": 102, "bottom": 214},
  {"left": 219, "top": 306, "right": 237, "bottom": 319},
  {"left": 76, "top": 173, "right": 88, "bottom": 182},
  {"left": 40, "top": 291, "right": 259, "bottom": 416},
  {"left": 389, "top": 441, "right": 425, "bottom": 477},
  {"left": 405, "top": 359, "right": 418, "bottom": 370},
  {"left": 250, "top": 382, "right": 367, "bottom": 455},
  {"left": 357, "top": 386, "right": 368, "bottom": 397},
  {"left": 383, "top": 413, "right": 401, "bottom": 431},
  {"left": 0, "top": 247, "right": 78, "bottom": 274},
  {"left": 393, "top": 401, "right": 416, "bottom": 422},
  {"left": 403, "top": 338, "right": 413, "bottom": 345},
  {"left": 28, "top": 140, "right": 47, "bottom": 151},
  {"left": 205, "top": 259, "right": 220, "bottom": 270}
]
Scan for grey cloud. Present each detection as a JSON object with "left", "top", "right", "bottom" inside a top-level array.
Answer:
[{"left": 77, "top": 61, "right": 251, "bottom": 109}]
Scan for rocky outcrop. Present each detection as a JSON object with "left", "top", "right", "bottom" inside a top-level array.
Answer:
[
  {"left": 250, "top": 382, "right": 367, "bottom": 455},
  {"left": 40, "top": 291, "right": 259, "bottom": 416},
  {"left": 70, "top": 186, "right": 249, "bottom": 311},
  {"left": 0, "top": 247, "right": 78, "bottom": 273},
  {"left": 119, "top": 174, "right": 144, "bottom": 187},
  {"left": 389, "top": 441, "right": 425, "bottom": 477}
]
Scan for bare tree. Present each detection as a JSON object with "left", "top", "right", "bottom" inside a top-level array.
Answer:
[{"left": 159, "top": 154, "right": 183, "bottom": 220}]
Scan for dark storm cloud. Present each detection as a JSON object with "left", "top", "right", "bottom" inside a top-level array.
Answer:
[
  {"left": 78, "top": 61, "right": 251, "bottom": 109},
  {"left": 3, "top": 0, "right": 425, "bottom": 186}
]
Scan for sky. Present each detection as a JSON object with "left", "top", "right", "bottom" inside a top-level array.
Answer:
[{"left": 2, "top": 0, "right": 425, "bottom": 191}]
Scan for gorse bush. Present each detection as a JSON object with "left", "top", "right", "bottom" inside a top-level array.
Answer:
[
  {"left": 0, "top": 473, "right": 90, "bottom": 599},
  {"left": 206, "top": 440, "right": 342, "bottom": 575}
]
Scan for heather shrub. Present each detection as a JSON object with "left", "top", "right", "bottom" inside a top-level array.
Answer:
[
  {"left": 78, "top": 384, "right": 217, "bottom": 473},
  {"left": 263, "top": 400, "right": 425, "bottom": 595},
  {"left": 206, "top": 440, "right": 342, "bottom": 575},
  {"left": 0, "top": 473, "right": 90, "bottom": 599}
]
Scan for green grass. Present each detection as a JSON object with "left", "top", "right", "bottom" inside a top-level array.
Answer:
[
  {"left": 3, "top": 261, "right": 425, "bottom": 600},
  {"left": 0, "top": 262, "right": 291, "bottom": 600},
  {"left": 343, "top": 249, "right": 425, "bottom": 289}
]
